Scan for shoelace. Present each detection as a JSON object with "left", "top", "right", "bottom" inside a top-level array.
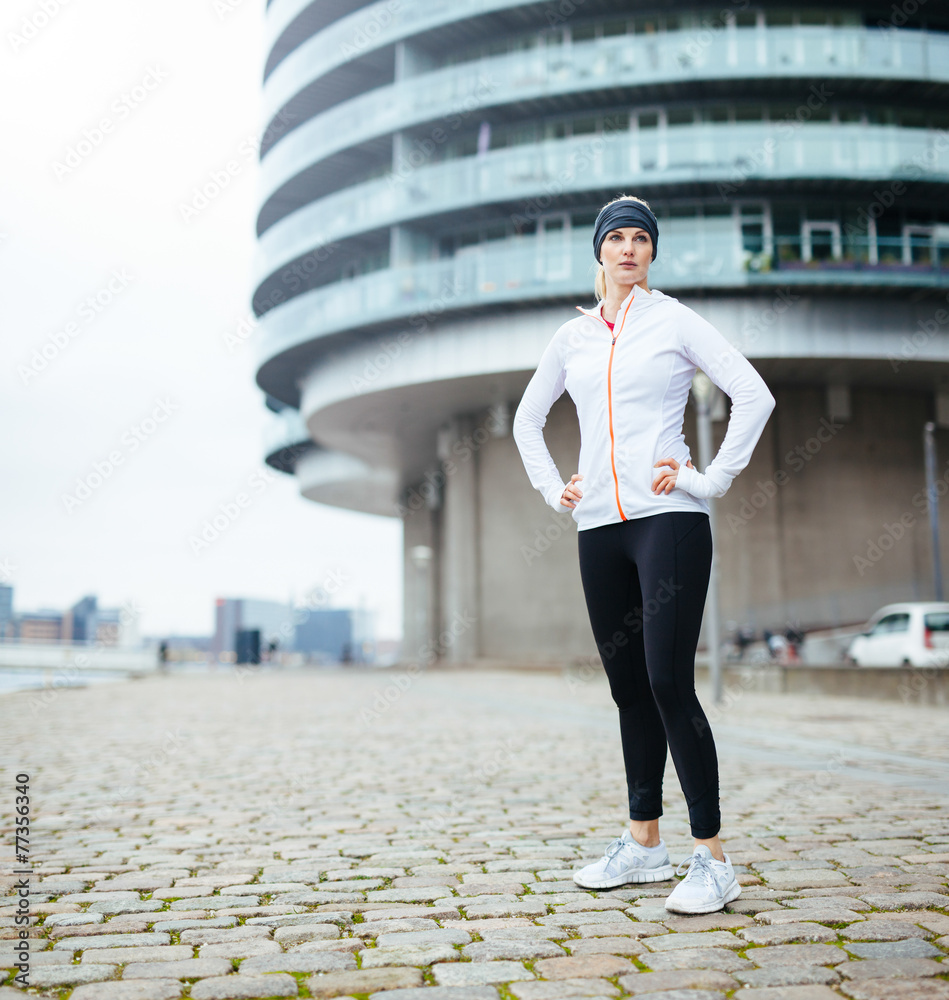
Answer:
[
  {"left": 675, "top": 852, "right": 717, "bottom": 890},
  {"left": 601, "top": 837, "right": 627, "bottom": 861},
  {"left": 600, "top": 836, "right": 651, "bottom": 868}
]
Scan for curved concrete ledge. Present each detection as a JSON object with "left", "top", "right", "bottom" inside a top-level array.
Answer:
[
  {"left": 264, "top": 0, "right": 524, "bottom": 91},
  {"left": 295, "top": 445, "right": 398, "bottom": 516}
]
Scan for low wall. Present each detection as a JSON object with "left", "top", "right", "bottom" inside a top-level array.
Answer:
[
  {"left": 0, "top": 643, "right": 157, "bottom": 674},
  {"left": 694, "top": 662, "right": 949, "bottom": 706}
]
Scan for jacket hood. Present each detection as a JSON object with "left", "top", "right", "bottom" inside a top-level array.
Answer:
[{"left": 575, "top": 286, "right": 673, "bottom": 321}]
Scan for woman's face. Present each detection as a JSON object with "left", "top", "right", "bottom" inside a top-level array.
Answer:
[{"left": 600, "top": 226, "right": 652, "bottom": 289}]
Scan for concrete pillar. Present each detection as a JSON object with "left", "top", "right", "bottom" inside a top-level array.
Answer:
[
  {"left": 437, "top": 414, "right": 480, "bottom": 665},
  {"left": 401, "top": 489, "right": 440, "bottom": 668}
]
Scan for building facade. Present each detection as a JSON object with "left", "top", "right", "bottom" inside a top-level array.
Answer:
[
  {"left": 253, "top": 1, "right": 949, "bottom": 667},
  {"left": 211, "top": 597, "right": 295, "bottom": 661}
]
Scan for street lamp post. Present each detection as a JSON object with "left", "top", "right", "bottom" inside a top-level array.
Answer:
[
  {"left": 691, "top": 371, "right": 723, "bottom": 705},
  {"left": 924, "top": 421, "right": 943, "bottom": 601}
]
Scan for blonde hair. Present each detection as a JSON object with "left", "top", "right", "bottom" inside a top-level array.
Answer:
[{"left": 594, "top": 194, "right": 654, "bottom": 302}]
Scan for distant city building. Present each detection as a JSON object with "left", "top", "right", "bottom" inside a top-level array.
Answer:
[
  {"left": 293, "top": 607, "right": 375, "bottom": 663},
  {"left": 17, "top": 611, "right": 64, "bottom": 644},
  {"left": 211, "top": 597, "right": 295, "bottom": 661},
  {"left": 1, "top": 593, "right": 143, "bottom": 648},
  {"left": 95, "top": 608, "right": 121, "bottom": 647},
  {"left": 69, "top": 595, "right": 97, "bottom": 643},
  {"left": 0, "top": 584, "right": 13, "bottom": 640}
]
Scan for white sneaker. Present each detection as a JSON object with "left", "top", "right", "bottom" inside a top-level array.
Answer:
[
  {"left": 664, "top": 844, "right": 741, "bottom": 914},
  {"left": 573, "top": 830, "right": 674, "bottom": 889}
]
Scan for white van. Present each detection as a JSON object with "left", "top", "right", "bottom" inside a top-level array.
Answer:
[{"left": 846, "top": 602, "right": 949, "bottom": 668}]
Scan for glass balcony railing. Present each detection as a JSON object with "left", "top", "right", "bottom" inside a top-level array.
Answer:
[
  {"left": 263, "top": 407, "right": 312, "bottom": 470},
  {"left": 255, "top": 122, "right": 949, "bottom": 293},
  {"left": 256, "top": 228, "right": 949, "bottom": 373},
  {"left": 259, "top": 25, "right": 949, "bottom": 213},
  {"left": 264, "top": 0, "right": 511, "bottom": 80}
]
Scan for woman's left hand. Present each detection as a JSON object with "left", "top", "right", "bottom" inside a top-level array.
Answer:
[{"left": 651, "top": 457, "right": 694, "bottom": 495}]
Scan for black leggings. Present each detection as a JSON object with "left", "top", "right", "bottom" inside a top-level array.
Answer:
[{"left": 577, "top": 510, "right": 719, "bottom": 839}]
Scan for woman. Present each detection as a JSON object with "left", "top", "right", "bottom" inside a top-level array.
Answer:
[{"left": 512, "top": 194, "right": 775, "bottom": 914}]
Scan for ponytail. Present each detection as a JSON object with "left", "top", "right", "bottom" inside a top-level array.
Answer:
[{"left": 594, "top": 264, "right": 606, "bottom": 302}]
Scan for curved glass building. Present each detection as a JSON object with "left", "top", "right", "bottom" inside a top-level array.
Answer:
[{"left": 254, "top": 0, "right": 949, "bottom": 667}]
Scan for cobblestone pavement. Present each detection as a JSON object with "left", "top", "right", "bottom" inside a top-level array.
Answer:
[{"left": 2, "top": 665, "right": 948, "bottom": 1000}]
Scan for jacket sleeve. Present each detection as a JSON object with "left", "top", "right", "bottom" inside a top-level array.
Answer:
[
  {"left": 512, "top": 328, "right": 569, "bottom": 510},
  {"left": 672, "top": 303, "right": 776, "bottom": 500}
]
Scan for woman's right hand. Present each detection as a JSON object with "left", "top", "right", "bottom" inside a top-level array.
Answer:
[{"left": 560, "top": 473, "right": 583, "bottom": 508}]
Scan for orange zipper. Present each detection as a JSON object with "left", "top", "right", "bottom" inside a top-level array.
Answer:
[{"left": 605, "top": 296, "right": 636, "bottom": 521}]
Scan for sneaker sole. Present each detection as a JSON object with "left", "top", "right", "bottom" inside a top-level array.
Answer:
[
  {"left": 663, "top": 877, "right": 742, "bottom": 914},
  {"left": 573, "top": 863, "right": 675, "bottom": 889}
]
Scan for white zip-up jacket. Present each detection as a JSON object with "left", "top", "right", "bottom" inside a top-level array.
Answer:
[{"left": 512, "top": 285, "right": 776, "bottom": 531}]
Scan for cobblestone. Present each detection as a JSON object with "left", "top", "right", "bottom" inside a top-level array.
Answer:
[
  {"left": 122, "top": 958, "right": 232, "bottom": 979},
  {"left": 735, "top": 965, "right": 843, "bottom": 988},
  {"left": 618, "top": 968, "right": 738, "bottom": 993},
  {"left": 432, "top": 960, "right": 533, "bottom": 985},
  {"left": 641, "top": 945, "right": 752, "bottom": 971},
  {"left": 28, "top": 963, "right": 117, "bottom": 987},
  {"left": 70, "top": 982, "right": 183, "bottom": 1000},
  {"left": 3, "top": 669, "right": 949, "bottom": 1000},
  {"left": 189, "top": 973, "right": 298, "bottom": 998}
]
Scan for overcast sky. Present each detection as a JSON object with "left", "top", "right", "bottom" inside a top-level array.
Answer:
[{"left": 1, "top": 0, "right": 403, "bottom": 641}]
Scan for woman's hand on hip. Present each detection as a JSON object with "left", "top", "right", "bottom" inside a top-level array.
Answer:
[
  {"left": 560, "top": 473, "right": 583, "bottom": 508},
  {"left": 651, "top": 457, "right": 694, "bottom": 495}
]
